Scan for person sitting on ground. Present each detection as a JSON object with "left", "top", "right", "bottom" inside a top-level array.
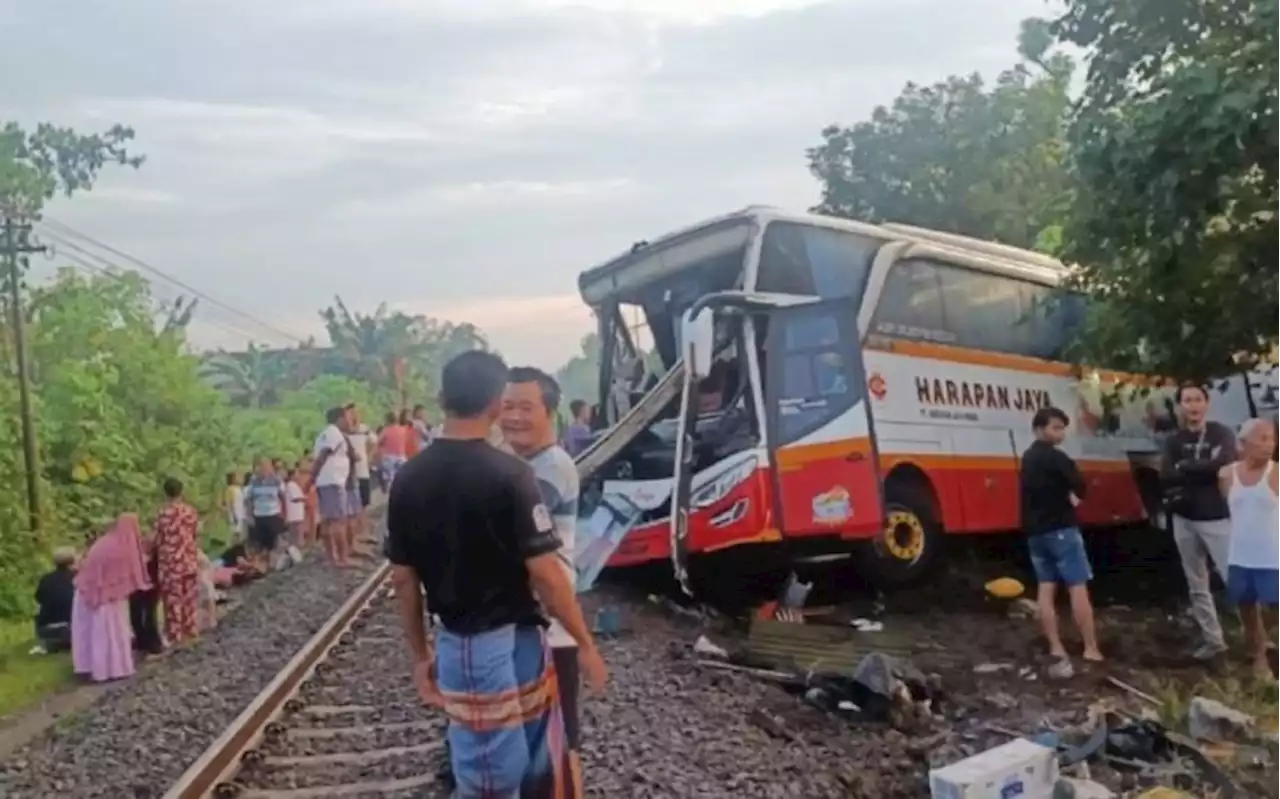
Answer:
[
  {"left": 1020, "top": 406, "right": 1102, "bottom": 678},
  {"left": 196, "top": 550, "right": 219, "bottom": 631},
  {"left": 34, "top": 546, "right": 77, "bottom": 653},
  {"left": 1218, "top": 417, "right": 1279, "bottom": 678}
]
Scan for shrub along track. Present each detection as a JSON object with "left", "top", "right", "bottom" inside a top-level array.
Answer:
[{"left": 164, "top": 563, "right": 450, "bottom": 799}]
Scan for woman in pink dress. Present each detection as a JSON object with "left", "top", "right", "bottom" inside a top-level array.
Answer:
[{"left": 72, "top": 513, "right": 151, "bottom": 682}]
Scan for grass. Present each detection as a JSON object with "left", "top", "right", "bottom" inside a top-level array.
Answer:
[{"left": 0, "top": 619, "right": 75, "bottom": 719}]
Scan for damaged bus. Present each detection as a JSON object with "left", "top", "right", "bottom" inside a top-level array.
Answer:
[{"left": 572, "top": 207, "right": 1264, "bottom": 598}]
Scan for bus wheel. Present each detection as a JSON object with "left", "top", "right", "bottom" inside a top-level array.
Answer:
[{"left": 863, "top": 482, "right": 943, "bottom": 587}]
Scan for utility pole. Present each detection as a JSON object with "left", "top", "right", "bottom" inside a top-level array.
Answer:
[{"left": 2, "top": 216, "right": 46, "bottom": 533}]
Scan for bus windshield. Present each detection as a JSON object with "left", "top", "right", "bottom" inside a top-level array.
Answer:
[{"left": 754, "top": 221, "right": 882, "bottom": 302}]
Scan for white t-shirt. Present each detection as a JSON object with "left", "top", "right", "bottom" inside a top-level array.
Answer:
[
  {"left": 285, "top": 480, "right": 306, "bottom": 523},
  {"left": 526, "top": 446, "right": 579, "bottom": 649},
  {"left": 227, "top": 486, "right": 246, "bottom": 527},
  {"left": 349, "top": 424, "right": 372, "bottom": 480},
  {"left": 313, "top": 424, "right": 351, "bottom": 487}
]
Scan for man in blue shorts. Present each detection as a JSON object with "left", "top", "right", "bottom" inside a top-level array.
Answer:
[
  {"left": 1020, "top": 407, "right": 1102, "bottom": 678},
  {"left": 1218, "top": 417, "right": 1279, "bottom": 678}
]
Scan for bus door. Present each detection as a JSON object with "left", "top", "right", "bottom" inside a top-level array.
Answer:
[{"left": 762, "top": 300, "right": 883, "bottom": 540}]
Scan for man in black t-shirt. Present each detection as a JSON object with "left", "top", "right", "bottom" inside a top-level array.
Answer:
[{"left": 387, "top": 350, "right": 606, "bottom": 799}]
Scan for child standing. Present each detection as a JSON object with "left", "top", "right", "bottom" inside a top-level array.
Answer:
[
  {"left": 285, "top": 468, "right": 307, "bottom": 550},
  {"left": 224, "top": 472, "right": 247, "bottom": 543}
]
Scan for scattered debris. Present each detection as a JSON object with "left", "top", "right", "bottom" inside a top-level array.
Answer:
[
  {"left": 972, "top": 662, "right": 1014, "bottom": 674},
  {"left": 1188, "top": 696, "right": 1256, "bottom": 743},
  {"left": 747, "top": 707, "right": 794, "bottom": 741},
  {"left": 594, "top": 605, "right": 624, "bottom": 636},
  {"left": 985, "top": 576, "right": 1026, "bottom": 599},
  {"left": 780, "top": 571, "right": 812, "bottom": 610},
  {"left": 928, "top": 738, "right": 1058, "bottom": 799},
  {"left": 692, "top": 635, "right": 729, "bottom": 660},
  {"left": 1053, "top": 776, "right": 1115, "bottom": 799},
  {"left": 1104, "top": 675, "right": 1160, "bottom": 706},
  {"left": 1008, "top": 598, "right": 1040, "bottom": 620}
]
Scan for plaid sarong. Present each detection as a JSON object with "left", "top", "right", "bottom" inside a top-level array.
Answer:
[{"left": 437, "top": 623, "right": 569, "bottom": 798}]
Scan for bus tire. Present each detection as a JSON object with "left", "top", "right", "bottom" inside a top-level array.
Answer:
[{"left": 860, "top": 479, "right": 944, "bottom": 588}]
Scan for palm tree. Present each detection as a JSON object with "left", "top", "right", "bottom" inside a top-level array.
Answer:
[
  {"left": 198, "top": 343, "right": 288, "bottom": 407},
  {"left": 320, "top": 296, "right": 490, "bottom": 393}
]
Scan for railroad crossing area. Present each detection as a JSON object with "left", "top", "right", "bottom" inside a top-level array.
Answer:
[{"left": 2, "top": 549, "right": 1277, "bottom": 798}]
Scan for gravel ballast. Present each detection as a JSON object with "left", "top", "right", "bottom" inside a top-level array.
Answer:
[{"left": 0, "top": 558, "right": 375, "bottom": 798}]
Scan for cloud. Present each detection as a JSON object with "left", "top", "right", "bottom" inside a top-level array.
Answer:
[{"left": 1, "top": 0, "right": 1051, "bottom": 370}]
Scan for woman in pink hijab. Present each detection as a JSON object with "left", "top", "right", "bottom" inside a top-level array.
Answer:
[{"left": 72, "top": 513, "right": 151, "bottom": 682}]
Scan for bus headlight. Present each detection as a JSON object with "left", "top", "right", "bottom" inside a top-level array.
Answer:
[{"left": 691, "top": 455, "right": 758, "bottom": 509}]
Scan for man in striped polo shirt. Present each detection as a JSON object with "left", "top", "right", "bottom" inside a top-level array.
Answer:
[{"left": 500, "top": 365, "right": 585, "bottom": 796}]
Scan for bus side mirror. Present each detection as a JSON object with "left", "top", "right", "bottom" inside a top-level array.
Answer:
[{"left": 682, "top": 308, "right": 715, "bottom": 379}]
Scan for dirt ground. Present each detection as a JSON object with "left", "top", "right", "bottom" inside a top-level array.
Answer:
[{"left": 613, "top": 531, "right": 1279, "bottom": 798}]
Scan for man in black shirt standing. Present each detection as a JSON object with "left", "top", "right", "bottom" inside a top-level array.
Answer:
[
  {"left": 386, "top": 350, "right": 606, "bottom": 799},
  {"left": 1020, "top": 407, "right": 1102, "bottom": 678}
]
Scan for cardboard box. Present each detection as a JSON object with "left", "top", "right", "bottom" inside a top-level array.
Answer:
[{"left": 928, "top": 738, "right": 1058, "bottom": 799}]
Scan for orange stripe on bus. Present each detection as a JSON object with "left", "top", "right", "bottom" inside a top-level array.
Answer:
[
  {"left": 867, "top": 338, "right": 1166, "bottom": 386},
  {"left": 777, "top": 439, "right": 1139, "bottom": 475},
  {"left": 776, "top": 437, "right": 873, "bottom": 471},
  {"left": 880, "top": 453, "right": 1138, "bottom": 473},
  {"left": 702, "top": 527, "right": 782, "bottom": 553}
]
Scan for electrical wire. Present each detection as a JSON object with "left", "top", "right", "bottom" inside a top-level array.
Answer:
[{"left": 37, "top": 217, "right": 310, "bottom": 345}]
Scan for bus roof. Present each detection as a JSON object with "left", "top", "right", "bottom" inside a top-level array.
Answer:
[{"left": 577, "top": 206, "right": 1071, "bottom": 305}]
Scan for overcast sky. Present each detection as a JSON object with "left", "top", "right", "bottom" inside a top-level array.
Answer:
[{"left": 2, "top": 0, "right": 1050, "bottom": 370}]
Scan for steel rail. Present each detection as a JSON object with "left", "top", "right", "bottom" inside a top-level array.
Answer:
[{"left": 163, "top": 561, "right": 392, "bottom": 799}]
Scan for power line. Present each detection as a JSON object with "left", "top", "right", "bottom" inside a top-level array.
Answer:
[
  {"left": 46, "top": 244, "right": 269, "bottom": 344},
  {"left": 34, "top": 228, "right": 278, "bottom": 345},
  {"left": 38, "top": 217, "right": 310, "bottom": 345}
]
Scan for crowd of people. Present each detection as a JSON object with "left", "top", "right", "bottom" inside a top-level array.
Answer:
[
  {"left": 29, "top": 401, "right": 399, "bottom": 683},
  {"left": 1020, "top": 384, "right": 1279, "bottom": 680},
  {"left": 32, "top": 477, "right": 221, "bottom": 682}
]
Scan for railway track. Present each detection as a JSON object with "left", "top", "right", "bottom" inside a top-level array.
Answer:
[{"left": 163, "top": 562, "right": 449, "bottom": 799}]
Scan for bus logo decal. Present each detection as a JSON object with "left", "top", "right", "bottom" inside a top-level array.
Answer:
[
  {"left": 868, "top": 372, "right": 887, "bottom": 401},
  {"left": 812, "top": 486, "right": 853, "bottom": 526}
]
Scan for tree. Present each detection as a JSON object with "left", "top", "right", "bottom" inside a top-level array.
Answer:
[
  {"left": 555, "top": 333, "right": 601, "bottom": 412},
  {"left": 0, "top": 121, "right": 143, "bottom": 217},
  {"left": 199, "top": 343, "right": 289, "bottom": 408},
  {"left": 27, "top": 269, "right": 237, "bottom": 534},
  {"left": 1053, "top": 0, "right": 1278, "bottom": 382},
  {"left": 319, "top": 296, "right": 489, "bottom": 405},
  {"left": 320, "top": 297, "right": 432, "bottom": 388},
  {"left": 807, "top": 26, "right": 1074, "bottom": 250}
]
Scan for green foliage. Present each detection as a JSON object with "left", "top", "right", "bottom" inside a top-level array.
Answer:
[
  {"left": 1053, "top": 0, "right": 1279, "bottom": 381},
  {"left": 319, "top": 296, "right": 489, "bottom": 407},
  {"left": 807, "top": 41, "right": 1074, "bottom": 250},
  {"left": 0, "top": 121, "right": 143, "bottom": 217},
  {"left": 555, "top": 333, "right": 601, "bottom": 413},
  {"left": 0, "top": 269, "right": 237, "bottom": 617}
]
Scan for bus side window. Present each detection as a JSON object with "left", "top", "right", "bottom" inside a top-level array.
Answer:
[
  {"left": 1023, "top": 285, "right": 1087, "bottom": 361},
  {"left": 870, "top": 259, "right": 951, "bottom": 343},
  {"left": 935, "top": 265, "right": 1033, "bottom": 355}
]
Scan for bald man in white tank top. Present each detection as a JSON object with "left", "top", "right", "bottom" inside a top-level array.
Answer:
[{"left": 1218, "top": 418, "right": 1279, "bottom": 678}]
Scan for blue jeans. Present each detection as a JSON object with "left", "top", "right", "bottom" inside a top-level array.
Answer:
[{"left": 1028, "top": 527, "right": 1092, "bottom": 587}]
